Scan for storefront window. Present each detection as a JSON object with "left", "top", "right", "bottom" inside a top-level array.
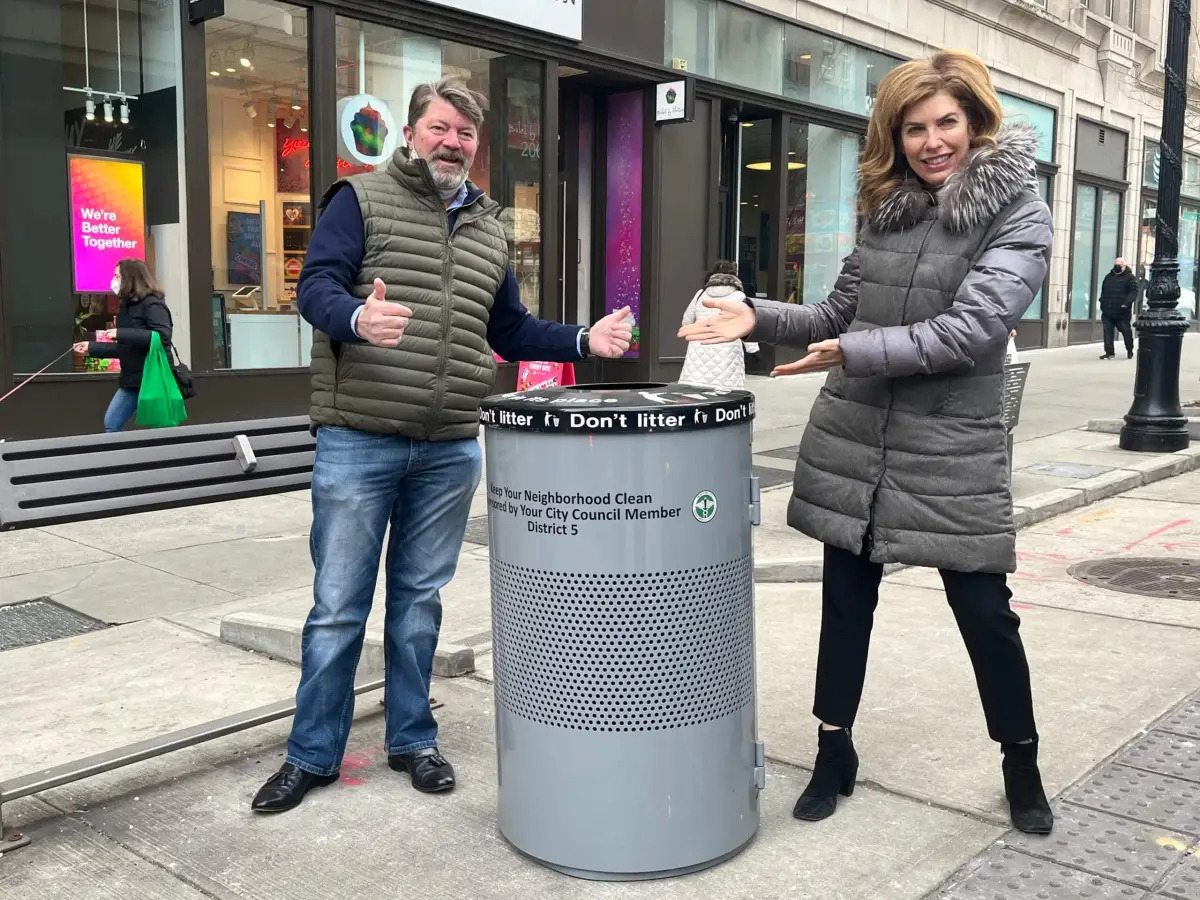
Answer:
[
  {"left": 205, "top": 0, "right": 310, "bottom": 369},
  {"left": 1179, "top": 206, "right": 1199, "bottom": 319},
  {"left": 998, "top": 93, "right": 1056, "bottom": 163},
  {"left": 783, "top": 25, "right": 897, "bottom": 117},
  {"left": 783, "top": 122, "right": 859, "bottom": 305},
  {"left": 664, "top": 0, "right": 715, "bottom": 77},
  {"left": 1071, "top": 184, "right": 1122, "bottom": 321},
  {"left": 334, "top": 18, "right": 544, "bottom": 317},
  {"left": 1023, "top": 175, "right": 1052, "bottom": 320},
  {"left": 716, "top": 4, "right": 782, "bottom": 95},
  {"left": 1144, "top": 139, "right": 1200, "bottom": 200},
  {"left": 1, "top": 0, "right": 185, "bottom": 376},
  {"left": 1145, "top": 140, "right": 1159, "bottom": 188},
  {"left": 1071, "top": 184, "right": 1097, "bottom": 320},
  {"left": 735, "top": 119, "right": 775, "bottom": 299}
]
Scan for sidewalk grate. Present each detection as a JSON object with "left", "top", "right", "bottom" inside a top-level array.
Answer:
[
  {"left": 1069, "top": 558, "right": 1200, "bottom": 601},
  {"left": 752, "top": 465, "right": 794, "bottom": 489},
  {"left": 1021, "top": 461, "right": 1117, "bottom": 479},
  {"left": 0, "top": 598, "right": 108, "bottom": 652},
  {"left": 463, "top": 516, "right": 490, "bottom": 547}
]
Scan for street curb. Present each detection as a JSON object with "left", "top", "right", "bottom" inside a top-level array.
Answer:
[
  {"left": 1088, "top": 417, "right": 1200, "bottom": 439},
  {"left": 219, "top": 612, "right": 477, "bottom": 677},
  {"left": 753, "top": 442, "right": 1200, "bottom": 583}
]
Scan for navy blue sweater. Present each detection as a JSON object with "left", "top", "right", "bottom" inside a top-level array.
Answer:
[{"left": 297, "top": 184, "right": 583, "bottom": 362}]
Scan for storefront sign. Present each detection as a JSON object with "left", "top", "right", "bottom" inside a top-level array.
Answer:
[
  {"left": 67, "top": 155, "right": 146, "bottom": 294},
  {"left": 655, "top": 79, "right": 694, "bottom": 124},
  {"left": 423, "top": 0, "right": 582, "bottom": 41},
  {"left": 337, "top": 94, "right": 400, "bottom": 168}
]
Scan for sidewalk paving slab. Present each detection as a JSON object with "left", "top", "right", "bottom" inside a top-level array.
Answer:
[{"left": 3, "top": 676, "right": 1001, "bottom": 900}]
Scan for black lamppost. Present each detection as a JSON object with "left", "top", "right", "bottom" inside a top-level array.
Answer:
[{"left": 1120, "top": 0, "right": 1193, "bottom": 453}]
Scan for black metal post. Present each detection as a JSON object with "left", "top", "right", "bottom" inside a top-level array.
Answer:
[{"left": 1120, "top": 0, "right": 1192, "bottom": 452}]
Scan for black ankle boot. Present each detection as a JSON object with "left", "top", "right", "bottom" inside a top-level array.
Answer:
[
  {"left": 1001, "top": 738, "right": 1054, "bottom": 834},
  {"left": 793, "top": 727, "right": 858, "bottom": 822}
]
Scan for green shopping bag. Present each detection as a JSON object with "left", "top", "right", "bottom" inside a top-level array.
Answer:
[{"left": 136, "top": 331, "right": 188, "bottom": 428}]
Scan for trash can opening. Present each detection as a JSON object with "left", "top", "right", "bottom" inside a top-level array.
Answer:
[{"left": 567, "top": 382, "right": 669, "bottom": 392}]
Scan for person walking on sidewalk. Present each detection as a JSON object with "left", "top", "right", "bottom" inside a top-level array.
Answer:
[
  {"left": 678, "top": 260, "right": 758, "bottom": 389},
  {"left": 251, "top": 77, "right": 633, "bottom": 814},
  {"left": 679, "top": 50, "right": 1054, "bottom": 835},
  {"left": 1098, "top": 257, "right": 1137, "bottom": 359},
  {"left": 72, "top": 259, "right": 174, "bottom": 433}
]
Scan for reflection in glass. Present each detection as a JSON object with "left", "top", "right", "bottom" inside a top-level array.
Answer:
[
  {"left": 783, "top": 25, "right": 896, "bottom": 117},
  {"left": 333, "top": 18, "right": 544, "bottom": 316},
  {"left": 1070, "top": 184, "right": 1096, "bottom": 320},
  {"left": 716, "top": 4, "right": 782, "bottom": 95},
  {"left": 1179, "top": 206, "right": 1199, "bottom": 318},
  {"left": 664, "top": 0, "right": 715, "bottom": 77},
  {"left": 783, "top": 122, "right": 859, "bottom": 306},
  {"left": 736, "top": 119, "right": 775, "bottom": 299},
  {"left": 206, "top": 0, "right": 310, "bottom": 369}
]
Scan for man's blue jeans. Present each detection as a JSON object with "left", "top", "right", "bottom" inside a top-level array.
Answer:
[{"left": 285, "top": 425, "right": 482, "bottom": 777}]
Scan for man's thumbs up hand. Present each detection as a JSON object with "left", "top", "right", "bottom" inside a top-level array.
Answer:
[{"left": 356, "top": 278, "right": 413, "bottom": 348}]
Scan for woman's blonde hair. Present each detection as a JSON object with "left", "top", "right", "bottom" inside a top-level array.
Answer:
[{"left": 858, "top": 50, "right": 1004, "bottom": 218}]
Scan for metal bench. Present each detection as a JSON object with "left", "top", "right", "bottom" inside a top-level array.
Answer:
[
  {"left": 0, "top": 415, "right": 315, "bottom": 531},
  {"left": 1001, "top": 362, "right": 1031, "bottom": 471},
  {"left": 0, "top": 415, "right": 350, "bottom": 855}
]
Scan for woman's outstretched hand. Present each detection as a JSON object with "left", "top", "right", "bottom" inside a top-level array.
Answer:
[
  {"left": 677, "top": 298, "right": 755, "bottom": 344},
  {"left": 771, "top": 339, "right": 844, "bottom": 377}
]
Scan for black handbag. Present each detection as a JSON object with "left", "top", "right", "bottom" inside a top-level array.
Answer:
[{"left": 167, "top": 342, "right": 197, "bottom": 400}]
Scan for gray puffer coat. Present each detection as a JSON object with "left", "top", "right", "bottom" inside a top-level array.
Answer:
[{"left": 749, "top": 125, "right": 1052, "bottom": 574}]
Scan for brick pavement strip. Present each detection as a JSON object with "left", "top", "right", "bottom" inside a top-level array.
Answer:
[{"left": 935, "top": 692, "right": 1200, "bottom": 900}]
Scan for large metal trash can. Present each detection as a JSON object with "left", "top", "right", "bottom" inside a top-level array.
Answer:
[{"left": 479, "top": 382, "right": 763, "bottom": 881}]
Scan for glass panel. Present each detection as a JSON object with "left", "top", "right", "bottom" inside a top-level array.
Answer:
[
  {"left": 783, "top": 24, "right": 898, "bottom": 117},
  {"left": 1140, "top": 197, "right": 1156, "bottom": 280},
  {"left": 1, "top": 0, "right": 185, "bottom": 376},
  {"left": 333, "top": 19, "right": 544, "bottom": 317},
  {"left": 1070, "top": 184, "right": 1097, "bottom": 320},
  {"left": 716, "top": 4, "right": 782, "bottom": 96},
  {"left": 736, "top": 118, "right": 775, "bottom": 299},
  {"left": 1179, "top": 205, "right": 1198, "bottom": 318},
  {"left": 664, "top": 0, "right": 715, "bottom": 78},
  {"left": 783, "top": 122, "right": 859, "bottom": 307},
  {"left": 1022, "top": 175, "right": 1051, "bottom": 320},
  {"left": 206, "top": 0, "right": 309, "bottom": 370},
  {"left": 1144, "top": 140, "right": 1159, "bottom": 189},
  {"left": 604, "top": 91, "right": 644, "bottom": 356},
  {"left": 1094, "top": 188, "right": 1122, "bottom": 320},
  {"left": 1184, "top": 155, "right": 1200, "bottom": 199},
  {"left": 998, "top": 93, "right": 1056, "bottom": 163}
]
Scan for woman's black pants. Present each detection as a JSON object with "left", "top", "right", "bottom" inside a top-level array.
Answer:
[{"left": 813, "top": 543, "right": 1038, "bottom": 744}]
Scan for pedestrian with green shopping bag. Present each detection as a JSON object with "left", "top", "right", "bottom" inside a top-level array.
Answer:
[{"left": 72, "top": 259, "right": 186, "bottom": 431}]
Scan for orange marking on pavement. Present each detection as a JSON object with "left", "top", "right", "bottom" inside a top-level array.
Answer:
[{"left": 1123, "top": 519, "right": 1192, "bottom": 552}]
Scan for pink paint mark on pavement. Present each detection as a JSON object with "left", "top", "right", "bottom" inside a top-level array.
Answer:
[
  {"left": 1122, "top": 519, "right": 1192, "bottom": 552},
  {"left": 340, "top": 776, "right": 366, "bottom": 787}
]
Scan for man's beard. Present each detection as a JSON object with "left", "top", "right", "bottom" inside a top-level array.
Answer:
[{"left": 427, "top": 151, "right": 468, "bottom": 195}]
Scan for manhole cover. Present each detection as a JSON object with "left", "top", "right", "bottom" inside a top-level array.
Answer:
[
  {"left": 0, "top": 598, "right": 108, "bottom": 652},
  {"left": 1068, "top": 558, "right": 1200, "bottom": 600}
]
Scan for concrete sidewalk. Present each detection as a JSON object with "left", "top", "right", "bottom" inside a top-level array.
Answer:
[{"left": 3, "top": 476, "right": 1200, "bottom": 898}]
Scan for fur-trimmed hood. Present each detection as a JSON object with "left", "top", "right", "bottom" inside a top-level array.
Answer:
[{"left": 871, "top": 124, "right": 1040, "bottom": 234}]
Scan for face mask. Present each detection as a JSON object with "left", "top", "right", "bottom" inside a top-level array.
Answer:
[{"left": 110, "top": 276, "right": 121, "bottom": 295}]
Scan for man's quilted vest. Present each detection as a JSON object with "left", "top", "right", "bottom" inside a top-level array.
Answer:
[{"left": 309, "top": 148, "right": 508, "bottom": 441}]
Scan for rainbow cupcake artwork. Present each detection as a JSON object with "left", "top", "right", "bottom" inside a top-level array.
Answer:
[
  {"left": 350, "top": 103, "right": 388, "bottom": 158},
  {"left": 336, "top": 94, "right": 398, "bottom": 167}
]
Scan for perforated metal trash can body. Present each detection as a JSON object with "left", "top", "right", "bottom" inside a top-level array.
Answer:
[{"left": 479, "top": 383, "right": 762, "bottom": 881}]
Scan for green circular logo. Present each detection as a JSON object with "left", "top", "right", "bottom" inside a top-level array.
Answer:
[{"left": 693, "top": 490, "right": 717, "bottom": 523}]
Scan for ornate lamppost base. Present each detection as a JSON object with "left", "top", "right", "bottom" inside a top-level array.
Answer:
[{"left": 1119, "top": 312, "right": 1190, "bottom": 453}]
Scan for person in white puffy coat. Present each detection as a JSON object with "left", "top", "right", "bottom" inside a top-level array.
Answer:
[{"left": 678, "top": 260, "right": 758, "bottom": 389}]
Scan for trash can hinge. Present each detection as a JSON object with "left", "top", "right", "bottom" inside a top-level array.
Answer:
[
  {"left": 749, "top": 475, "right": 761, "bottom": 526},
  {"left": 753, "top": 739, "right": 766, "bottom": 790}
]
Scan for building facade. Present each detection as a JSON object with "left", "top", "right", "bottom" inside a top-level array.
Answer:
[{"left": 0, "top": 0, "right": 1191, "bottom": 438}]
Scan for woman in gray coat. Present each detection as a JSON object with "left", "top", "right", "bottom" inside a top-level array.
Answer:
[{"left": 680, "top": 51, "right": 1054, "bottom": 835}]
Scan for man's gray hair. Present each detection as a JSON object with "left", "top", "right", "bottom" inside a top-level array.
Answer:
[{"left": 408, "top": 77, "right": 487, "bottom": 132}]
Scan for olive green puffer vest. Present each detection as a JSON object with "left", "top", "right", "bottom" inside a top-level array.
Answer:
[{"left": 309, "top": 148, "right": 508, "bottom": 440}]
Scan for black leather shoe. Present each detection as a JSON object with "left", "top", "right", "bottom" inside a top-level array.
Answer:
[
  {"left": 388, "top": 748, "right": 456, "bottom": 793},
  {"left": 794, "top": 727, "right": 858, "bottom": 822},
  {"left": 251, "top": 763, "right": 339, "bottom": 813}
]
